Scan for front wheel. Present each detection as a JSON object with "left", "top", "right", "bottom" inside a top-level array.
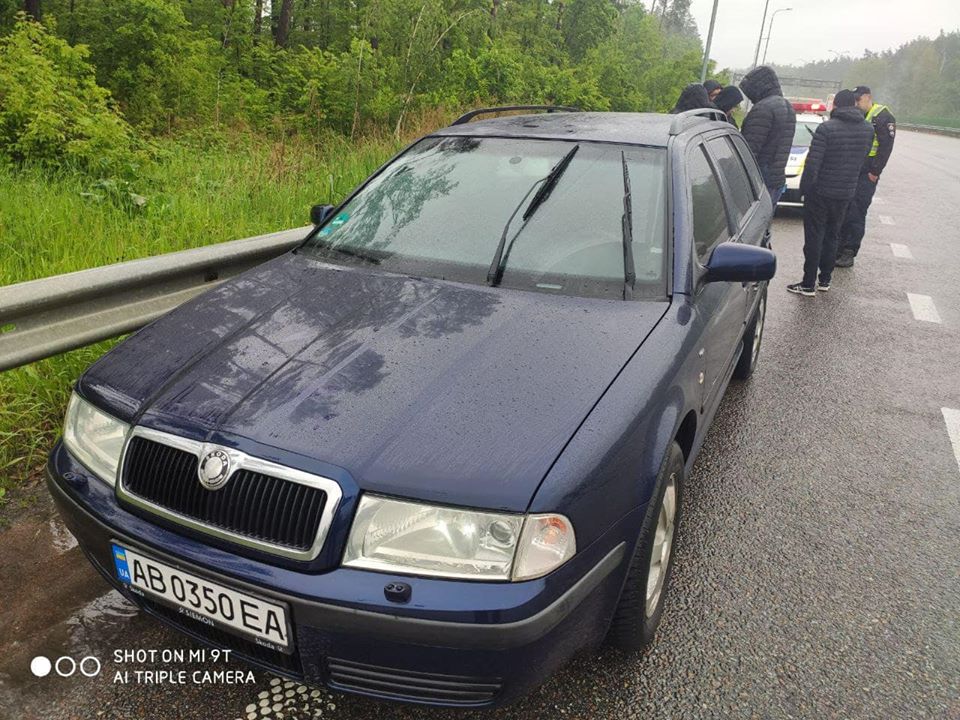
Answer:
[
  {"left": 733, "top": 287, "right": 767, "bottom": 380},
  {"left": 606, "top": 442, "right": 684, "bottom": 651}
]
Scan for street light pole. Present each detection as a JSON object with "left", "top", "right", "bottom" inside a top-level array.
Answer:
[
  {"left": 700, "top": 0, "right": 720, "bottom": 83},
  {"left": 751, "top": 0, "right": 771, "bottom": 69},
  {"left": 761, "top": 8, "right": 792, "bottom": 65}
]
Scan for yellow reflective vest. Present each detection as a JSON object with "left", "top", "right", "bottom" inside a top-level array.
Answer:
[{"left": 866, "top": 103, "right": 889, "bottom": 158}]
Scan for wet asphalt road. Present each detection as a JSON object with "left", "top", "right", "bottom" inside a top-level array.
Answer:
[{"left": 2, "top": 129, "right": 959, "bottom": 720}]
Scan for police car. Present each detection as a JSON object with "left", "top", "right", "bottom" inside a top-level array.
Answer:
[{"left": 781, "top": 113, "right": 825, "bottom": 207}]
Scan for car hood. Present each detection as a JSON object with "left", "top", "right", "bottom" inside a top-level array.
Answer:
[{"left": 80, "top": 254, "right": 668, "bottom": 511}]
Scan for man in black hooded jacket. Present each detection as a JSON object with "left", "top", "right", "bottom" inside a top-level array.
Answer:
[
  {"left": 739, "top": 66, "right": 796, "bottom": 208},
  {"left": 787, "top": 90, "right": 874, "bottom": 296},
  {"left": 670, "top": 84, "right": 715, "bottom": 114}
]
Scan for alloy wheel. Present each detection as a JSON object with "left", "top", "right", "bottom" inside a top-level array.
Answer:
[{"left": 645, "top": 473, "right": 677, "bottom": 617}]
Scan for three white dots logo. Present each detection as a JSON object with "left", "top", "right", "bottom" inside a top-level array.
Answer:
[{"left": 31, "top": 655, "right": 101, "bottom": 678}]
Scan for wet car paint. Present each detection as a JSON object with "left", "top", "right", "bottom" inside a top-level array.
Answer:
[{"left": 79, "top": 254, "right": 669, "bottom": 516}]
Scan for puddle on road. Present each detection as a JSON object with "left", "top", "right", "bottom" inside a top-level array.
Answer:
[
  {"left": 0, "top": 499, "right": 149, "bottom": 711},
  {"left": 48, "top": 516, "right": 79, "bottom": 554}
]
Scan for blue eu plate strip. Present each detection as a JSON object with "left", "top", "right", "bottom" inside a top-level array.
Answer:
[{"left": 112, "top": 543, "right": 131, "bottom": 584}]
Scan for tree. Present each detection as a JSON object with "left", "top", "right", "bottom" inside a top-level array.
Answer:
[
  {"left": 23, "top": 0, "right": 39, "bottom": 21},
  {"left": 253, "top": 0, "right": 263, "bottom": 40},
  {"left": 662, "top": 0, "right": 697, "bottom": 39},
  {"left": 274, "top": 0, "right": 294, "bottom": 47},
  {"left": 563, "top": 0, "right": 617, "bottom": 60}
]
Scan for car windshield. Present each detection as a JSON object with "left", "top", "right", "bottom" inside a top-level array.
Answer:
[
  {"left": 792, "top": 122, "right": 820, "bottom": 147},
  {"left": 301, "top": 136, "right": 667, "bottom": 300}
]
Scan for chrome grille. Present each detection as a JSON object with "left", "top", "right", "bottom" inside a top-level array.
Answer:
[{"left": 117, "top": 427, "right": 342, "bottom": 561}]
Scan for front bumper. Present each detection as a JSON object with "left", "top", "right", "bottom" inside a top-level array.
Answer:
[{"left": 46, "top": 443, "right": 636, "bottom": 707}]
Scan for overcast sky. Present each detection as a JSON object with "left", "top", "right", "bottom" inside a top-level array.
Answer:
[{"left": 684, "top": 0, "right": 960, "bottom": 70}]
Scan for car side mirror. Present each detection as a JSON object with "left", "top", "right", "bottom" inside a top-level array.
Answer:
[
  {"left": 311, "top": 204, "right": 335, "bottom": 226},
  {"left": 702, "top": 242, "right": 776, "bottom": 284}
]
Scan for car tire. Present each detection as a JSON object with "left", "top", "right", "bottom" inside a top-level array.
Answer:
[
  {"left": 606, "top": 442, "right": 684, "bottom": 651},
  {"left": 733, "top": 287, "right": 767, "bottom": 380}
]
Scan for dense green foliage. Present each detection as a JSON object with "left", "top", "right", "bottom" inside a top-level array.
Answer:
[
  {"left": 770, "top": 31, "right": 960, "bottom": 124},
  {"left": 1, "top": 0, "right": 706, "bottom": 145},
  {"left": 0, "top": 17, "right": 134, "bottom": 172}
]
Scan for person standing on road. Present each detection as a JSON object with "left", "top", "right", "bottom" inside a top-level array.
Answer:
[
  {"left": 834, "top": 86, "right": 897, "bottom": 267},
  {"left": 739, "top": 66, "right": 797, "bottom": 208},
  {"left": 714, "top": 86, "right": 744, "bottom": 128},
  {"left": 703, "top": 79, "right": 723, "bottom": 103},
  {"left": 670, "top": 84, "right": 716, "bottom": 114},
  {"left": 787, "top": 90, "right": 874, "bottom": 296}
]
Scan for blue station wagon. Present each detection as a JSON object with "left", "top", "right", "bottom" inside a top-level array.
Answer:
[{"left": 47, "top": 107, "right": 776, "bottom": 707}]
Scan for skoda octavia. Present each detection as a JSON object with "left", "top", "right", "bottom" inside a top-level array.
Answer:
[{"left": 47, "top": 108, "right": 775, "bottom": 707}]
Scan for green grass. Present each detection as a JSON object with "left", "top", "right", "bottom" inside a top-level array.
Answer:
[{"left": 0, "top": 130, "right": 408, "bottom": 500}]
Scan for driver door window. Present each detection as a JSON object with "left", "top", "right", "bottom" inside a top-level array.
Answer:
[{"left": 689, "top": 146, "right": 731, "bottom": 266}]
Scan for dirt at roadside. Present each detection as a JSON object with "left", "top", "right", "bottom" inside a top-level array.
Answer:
[
  {"left": 0, "top": 490, "right": 114, "bottom": 694},
  {"left": 0, "top": 469, "right": 47, "bottom": 531}
]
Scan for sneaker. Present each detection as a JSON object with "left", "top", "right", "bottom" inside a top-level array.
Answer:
[
  {"left": 817, "top": 281, "right": 831, "bottom": 292},
  {"left": 834, "top": 253, "right": 854, "bottom": 268},
  {"left": 787, "top": 283, "right": 816, "bottom": 297}
]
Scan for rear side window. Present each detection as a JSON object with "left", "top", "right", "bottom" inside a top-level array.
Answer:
[
  {"left": 688, "top": 146, "right": 730, "bottom": 264},
  {"left": 707, "top": 136, "right": 755, "bottom": 224},
  {"left": 729, "top": 134, "right": 764, "bottom": 198}
]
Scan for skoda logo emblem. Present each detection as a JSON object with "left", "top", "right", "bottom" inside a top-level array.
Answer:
[{"left": 198, "top": 449, "right": 231, "bottom": 491}]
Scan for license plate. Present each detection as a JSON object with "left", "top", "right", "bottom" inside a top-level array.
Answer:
[{"left": 111, "top": 543, "right": 291, "bottom": 652}]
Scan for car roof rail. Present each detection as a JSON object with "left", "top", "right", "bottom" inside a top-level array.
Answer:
[
  {"left": 450, "top": 105, "right": 581, "bottom": 126},
  {"left": 669, "top": 109, "right": 728, "bottom": 135}
]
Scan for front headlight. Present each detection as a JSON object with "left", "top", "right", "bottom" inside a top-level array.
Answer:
[
  {"left": 63, "top": 392, "right": 130, "bottom": 485},
  {"left": 343, "top": 494, "right": 575, "bottom": 581}
]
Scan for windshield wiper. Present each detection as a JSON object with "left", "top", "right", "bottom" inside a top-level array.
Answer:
[
  {"left": 621, "top": 151, "right": 636, "bottom": 300},
  {"left": 321, "top": 244, "right": 381, "bottom": 265},
  {"left": 486, "top": 144, "right": 580, "bottom": 286},
  {"left": 522, "top": 144, "right": 579, "bottom": 221}
]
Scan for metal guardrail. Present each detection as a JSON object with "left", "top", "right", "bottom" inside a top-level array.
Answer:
[
  {"left": 900, "top": 123, "right": 960, "bottom": 138},
  {"left": 0, "top": 227, "right": 310, "bottom": 372}
]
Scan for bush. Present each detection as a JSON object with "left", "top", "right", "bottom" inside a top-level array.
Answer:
[
  {"left": 0, "top": 15, "right": 134, "bottom": 173},
  {"left": 65, "top": 0, "right": 222, "bottom": 132}
]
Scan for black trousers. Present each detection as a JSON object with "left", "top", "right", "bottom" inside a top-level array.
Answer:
[
  {"left": 802, "top": 191, "right": 850, "bottom": 288},
  {"left": 838, "top": 169, "right": 878, "bottom": 256}
]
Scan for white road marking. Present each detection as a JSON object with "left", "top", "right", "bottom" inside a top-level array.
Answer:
[
  {"left": 879, "top": 215, "right": 895, "bottom": 225},
  {"left": 942, "top": 408, "right": 960, "bottom": 475},
  {"left": 907, "top": 293, "right": 942, "bottom": 324},
  {"left": 890, "top": 243, "right": 914, "bottom": 259}
]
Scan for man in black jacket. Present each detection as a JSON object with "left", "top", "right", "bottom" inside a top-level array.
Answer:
[
  {"left": 835, "top": 86, "right": 897, "bottom": 267},
  {"left": 787, "top": 90, "right": 874, "bottom": 296},
  {"left": 714, "top": 86, "right": 744, "bottom": 128},
  {"left": 740, "top": 66, "right": 796, "bottom": 208},
  {"left": 703, "top": 79, "right": 723, "bottom": 103},
  {"left": 670, "top": 84, "right": 715, "bottom": 114}
]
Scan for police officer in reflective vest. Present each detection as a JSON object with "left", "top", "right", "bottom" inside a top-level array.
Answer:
[{"left": 835, "top": 86, "right": 896, "bottom": 267}]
